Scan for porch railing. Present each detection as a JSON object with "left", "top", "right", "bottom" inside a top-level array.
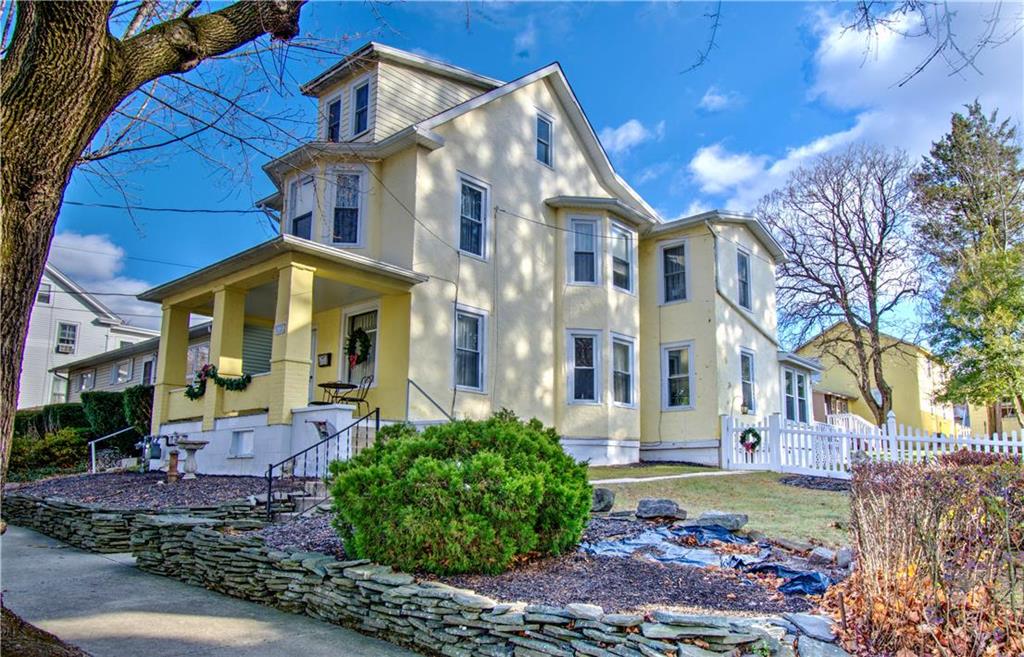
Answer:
[
  {"left": 406, "top": 378, "right": 454, "bottom": 422},
  {"left": 264, "top": 408, "right": 380, "bottom": 518}
]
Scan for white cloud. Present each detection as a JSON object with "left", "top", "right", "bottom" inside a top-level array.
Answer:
[
  {"left": 514, "top": 18, "right": 537, "bottom": 58},
  {"left": 685, "top": 5, "right": 1022, "bottom": 212},
  {"left": 599, "top": 119, "right": 666, "bottom": 156},
  {"left": 634, "top": 161, "right": 673, "bottom": 185},
  {"left": 698, "top": 85, "right": 741, "bottom": 112},
  {"left": 688, "top": 144, "right": 768, "bottom": 195},
  {"left": 48, "top": 232, "right": 160, "bottom": 330}
]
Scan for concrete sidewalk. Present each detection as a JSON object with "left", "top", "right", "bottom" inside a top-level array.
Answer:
[{"left": 1, "top": 525, "right": 419, "bottom": 657}]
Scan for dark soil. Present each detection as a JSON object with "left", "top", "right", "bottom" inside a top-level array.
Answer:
[
  {"left": 779, "top": 475, "right": 851, "bottom": 492},
  {"left": 5, "top": 472, "right": 269, "bottom": 509},
  {"left": 1, "top": 606, "right": 91, "bottom": 657},
  {"left": 439, "top": 553, "right": 812, "bottom": 614},
  {"left": 255, "top": 514, "right": 347, "bottom": 559}
]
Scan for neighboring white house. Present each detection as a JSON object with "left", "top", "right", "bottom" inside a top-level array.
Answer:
[{"left": 18, "top": 264, "right": 158, "bottom": 408}]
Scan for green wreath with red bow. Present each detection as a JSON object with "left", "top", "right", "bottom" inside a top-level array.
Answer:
[
  {"left": 345, "top": 327, "right": 372, "bottom": 370},
  {"left": 739, "top": 427, "right": 762, "bottom": 454}
]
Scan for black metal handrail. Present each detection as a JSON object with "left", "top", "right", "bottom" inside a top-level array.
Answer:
[{"left": 265, "top": 408, "right": 380, "bottom": 518}]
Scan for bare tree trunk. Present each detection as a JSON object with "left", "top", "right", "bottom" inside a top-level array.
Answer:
[{"left": 0, "top": 0, "right": 304, "bottom": 492}]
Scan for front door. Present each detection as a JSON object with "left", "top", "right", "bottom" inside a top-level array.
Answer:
[{"left": 309, "top": 328, "right": 318, "bottom": 402}]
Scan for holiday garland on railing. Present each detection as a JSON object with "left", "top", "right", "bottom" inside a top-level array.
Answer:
[
  {"left": 184, "top": 364, "right": 252, "bottom": 400},
  {"left": 345, "top": 327, "right": 372, "bottom": 370}
]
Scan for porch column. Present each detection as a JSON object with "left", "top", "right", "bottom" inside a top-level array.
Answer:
[
  {"left": 151, "top": 305, "right": 190, "bottom": 434},
  {"left": 268, "top": 262, "right": 315, "bottom": 425},
  {"left": 202, "top": 286, "right": 246, "bottom": 430}
]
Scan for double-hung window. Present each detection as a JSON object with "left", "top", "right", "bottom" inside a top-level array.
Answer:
[
  {"left": 77, "top": 370, "right": 95, "bottom": 392},
  {"left": 112, "top": 359, "right": 132, "bottom": 385},
  {"left": 611, "top": 224, "right": 633, "bottom": 292},
  {"left": 56, "top": 322, "right": 77, "bottom": 353},
  {"left": 740, "top": 350, "right": 756, "bottom": 413},
  {"left": 737, "top": 249, "right": 752, "bottom": 310},
  {"left": 454, "top": 308, "right": 484, "bottom": 390},
  {"left": 612, "top": 336, "right": 634, "bottom": 406},
  {"left": 570, "top": 219, "right": 597, "bottom": 283},
  {"left": 783, "top": 368, "right": 810, "bottom": 423},
  {"left": 186, "top": 343, "right": 210, "bottom": 383},
  {"left": 662, "top": 343, "right": 693, "bottom": 409},
  {"left": 536, "top": 114, "right": 553, "bottom": 166},
  {"left": 289, "top": 175, "right": 314, "bottom": 240},
  {"left": 661, "top": 242, "right": 687, "bottom": 303},
  {"left": 459, "top": 178, "right": 486, "bottom": 257},
  {"left": 352, "top": 81, "right": 369, "bottom": 136},
  {"left": 570, "top": 332, "right": 599, "bottom": 403},
  {"left": 141, "top": 358, "right": 155, "bottom": 385},
  {"left": 326, "top": 98, "right": 342, "bottom": 142},
  {"left": 37, "top": 283, "right": 51, "bottom": 304},
  {"left": 333, "top": 173, "right": 361, "bottom": 245}
]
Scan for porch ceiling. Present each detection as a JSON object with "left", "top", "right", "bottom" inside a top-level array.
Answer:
[{"left": 137, "top": 235, "right": 427, "bottom": 310}]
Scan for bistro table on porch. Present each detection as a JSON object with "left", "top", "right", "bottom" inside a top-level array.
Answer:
[{"left": 318, "top": 381, "right": 357, "bottom": 404}]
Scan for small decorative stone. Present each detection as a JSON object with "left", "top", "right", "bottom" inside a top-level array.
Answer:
[
  {"left": 566, "top": 603, "right": 604, "bottom": 621},
  {"left": 808, "top": 546, "right": 837, "bottom": 565},
  {"left": 635, "top": 498, "right": 685, "bottom": 520},
  {"left": 591, "top": 488, "right": 615, "bottom": 513},
  {"left": 681, "top": 511, "right": 748, "bottom": 530},
  {"left": 797, "top": 635, "right": 852, "bottom": 657},
  {"left": 774, "top": 537, "right": 814, "bottom": 553},
  {"left": 784, "top": 613, "right": 837, "bottom": 642},
  {"left": 835, "top": 546, "right": 854, "bottom": 569}
]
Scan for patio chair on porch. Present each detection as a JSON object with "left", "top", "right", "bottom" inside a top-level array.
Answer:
[{"left": 338, "top": 375, "right": 373, "bottom": 415}]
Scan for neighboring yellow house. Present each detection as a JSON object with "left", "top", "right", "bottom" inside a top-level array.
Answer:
[
  {"left": 139, "top": 43, "right": 818, "bottom": 472},
  {"left": 966, "top": 400, "right": 1023, "bottom": 436},
  {"left": 797, "top": 323, "right": 956, "bottom": 434}
]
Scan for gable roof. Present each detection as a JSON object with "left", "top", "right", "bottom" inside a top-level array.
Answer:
[
  {"left": 301, "top": 42, "right": 503, "bottom": 97},
  {"left": 646, "top": 210, "right": 787, "bottom": 262},
  {"left": 52, "top": 322, "right": 211, "bottom": 374},
  {"left": 43, "top": 264, "right": 157, "bottom": 338},
  {"left": 794, "top": 321, "right": 933, "bottom": 358},
  {"left": 410, "top": 62, "right": 660, "bottom": 222}
]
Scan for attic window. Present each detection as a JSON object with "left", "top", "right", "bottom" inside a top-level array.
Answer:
[
  {"left": 352, "top": 81, "right": 369, "bottom": 136},
  {"left": 37, "top": 283, "right": 51, "bottom": 304},
  {"left": 326, "top": 99, "right": 341, "bottom": 142},
  {"left": 536, "top": 114, "right": 552, "bottom": 166}
]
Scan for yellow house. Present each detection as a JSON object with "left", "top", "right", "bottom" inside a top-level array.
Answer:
[
  {"left": 966, "top": 400, "right": 1023, "bottom": 436},
  {"left": 140, "top": 43, "right": 819, "bottom": 472},
  {"left": 796, "top": 323, "right": 957, "bottom": 434}
]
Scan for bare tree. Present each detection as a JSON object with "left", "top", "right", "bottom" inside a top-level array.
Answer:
[
  {"left": 759, "top": 144, "right": 920, "bottom": 425},
  {"left": 0, "top": 0, "right": 315, "bottom": 489}
]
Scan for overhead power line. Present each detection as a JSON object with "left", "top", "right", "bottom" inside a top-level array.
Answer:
[{"left": 64, "top": 200, "right": 265, "bottom": 214}]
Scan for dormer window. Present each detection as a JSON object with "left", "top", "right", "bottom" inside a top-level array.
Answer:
[
  {"left": 326, "top": 99, "right": 341, "bottom": 142},
  {"left": 352, "top": 81, "right": 370, "bottom": 136},
  {"left": 536, "top": 113, "right": 552, "bottom": 166},
  {"left": 289, "top": 175, "right": 314, "bottom": 240}
]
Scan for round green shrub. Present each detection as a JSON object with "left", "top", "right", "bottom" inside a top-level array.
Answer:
[{"left": 329, "top": 413, "right": 591, "bottom": 575}]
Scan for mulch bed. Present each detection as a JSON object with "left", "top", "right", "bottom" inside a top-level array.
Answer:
[
  {"left": 779, "top": 474, "right": 851, "bottom": 492},
  {"left": 255, "top": 514, "right": 347, "bottom": 559},
  {"left": 439, "top": 553, "right": 812, "bottom": 614},
  {"left": 4, "top": 472, "right": 268, "bottom": 509},
  {"left": 1, "top": 606, "right": 91, "bottom": 657}
]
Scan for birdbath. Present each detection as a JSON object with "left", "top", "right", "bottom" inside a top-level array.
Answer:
[{"left": 174, "top": 439, "right": 209, "bottom": 480}]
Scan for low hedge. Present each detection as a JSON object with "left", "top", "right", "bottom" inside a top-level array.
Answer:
[
  {"left": 9, "top": 427, "right": 92, "bottom": 478},
  {"left": 13, "top": 403, "right": 90, "bottom": 439},
  {"left": 81, "top": 391, "right": 128, "bottom": 437},
  {"left": 329, "top": 412, "right": 591, "bottom": 575},
  {"left": 123, "top": 384, "right": 154, "bottom": 435}
]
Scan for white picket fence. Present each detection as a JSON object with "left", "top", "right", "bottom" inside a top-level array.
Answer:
[{"left": 721, "top": 411, "right": 1023, "bottom": 480}]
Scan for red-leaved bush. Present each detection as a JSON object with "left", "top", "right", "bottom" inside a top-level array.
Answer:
[
  {"left": 937, "top": 448, "right": 1021, "bottom": 467},
  {"left": 825, "top": 460, "right": 1023, "bottom": 657}
]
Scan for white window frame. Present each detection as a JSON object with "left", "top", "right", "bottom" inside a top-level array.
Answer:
[
  {"left": 341, "top": 300, "right": 380, "bottom": 388},
  {"left": 456, "top": 172, "right": 490, "bottom": 260},
  {"left": 330, "top": 167, "right": 365, "bottom": 247},
  {"left": 77, "top": 369, "right": 95, "bottom": 392},
  {"left": 567, "top": 329, "right": 602, "bottom": 405},
  {"left": 141, "top": 357, "right": 156, "bottom": 385},
  {"left": 112, "top": 358, "right": 133, "bottom": 385},
  {"left": 186, "top": 342, "right": 210, "bottom": 384},
  {"left": 610, "top": 332, "right": 637, "bottom": 408},
  {"left": 567, "top": 216, "right": 600, "bottom": 285},
  {"left": 740, "top": 349, "right": 756, "bottom": 414},
  {"left": 452, "top": 304, "right": 488, "bottom": 393},
  {"left": 661, "top": 340, "right": 695, "bottom": 411},
  {"left": 536, "top": 111, "right": 554, "bottom": 168},
  {"left": 229, "top": 429, "right": 255, "bottom": 458},
  {"left": 350, "top": 76, "right": 371, "bottom": 138},
  {"left": 782, "top": 366, "right": 811, "bottom": 424},
  {"left": 323, "top": 94, "right": 343, "bottom": 142},
  {"left": 658, "top": 238, "right": 690, "bottom": 305},
  {"left": 56, "top": 321, "right": 79, "bottom": 354},
  {"left": 737, "top": 248, "right": 752, "bottom": 310},
  {"left": 610, "top": 221, "right": 636, "bottom": 294},
  {"left": 288, "top": 174, "right": 316, "bottom": 240},
  {"left": 37, "top": 283, "right": 52, "bottom": 305}
]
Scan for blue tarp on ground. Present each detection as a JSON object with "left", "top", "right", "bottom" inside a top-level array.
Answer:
[{"left": 580, "top": 523, "right": 832, "bottom": 595}]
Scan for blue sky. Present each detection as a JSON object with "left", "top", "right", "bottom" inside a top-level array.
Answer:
[{"left": 50, "top": 1, "right": 1023, "bottom": 328}]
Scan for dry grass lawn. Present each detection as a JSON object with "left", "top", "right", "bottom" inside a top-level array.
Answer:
[
  {"left": 587, "top": 463, "right": 711, "bottom": 481},
  {"left": 602, "top": 471, "right": 850, "bottom": 547}
]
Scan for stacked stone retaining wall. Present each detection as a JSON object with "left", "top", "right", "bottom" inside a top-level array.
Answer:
[
  {"left": 130, "top": 515, "right": 835, "bottom": 657},
  {"left": 1, "top": 494, "right": 279, "bottom": 552}
]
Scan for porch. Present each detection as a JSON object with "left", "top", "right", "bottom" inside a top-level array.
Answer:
[{"left": 140, "top": 235, "right": 427, "bottom": 439}]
